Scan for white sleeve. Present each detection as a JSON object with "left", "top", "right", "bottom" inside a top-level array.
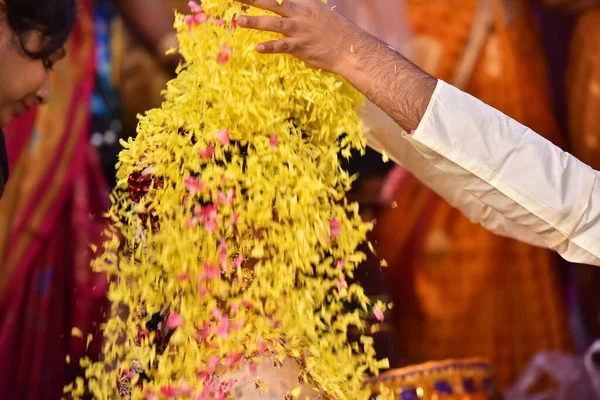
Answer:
[{"left": 360, "top": 80, "right": 600, "bottom": 266}]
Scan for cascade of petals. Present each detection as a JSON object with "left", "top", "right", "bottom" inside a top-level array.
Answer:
[{"left": 66, "top": 1, "right": 389, "bottom": 399}]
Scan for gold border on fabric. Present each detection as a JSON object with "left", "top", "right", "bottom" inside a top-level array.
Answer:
[{"left": 367, "top": 358, "right": 498, "bottom": 400}]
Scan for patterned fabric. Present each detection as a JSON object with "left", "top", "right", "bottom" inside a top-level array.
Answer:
[
  {"left": 0, "top": 1, "right": 110, "bottom": 398},
  {"left": 367, "top": 359, "right": 500, "bottom": 400},
  {"left": 374, "top": 0, "right": 572, "bottom": 390}
]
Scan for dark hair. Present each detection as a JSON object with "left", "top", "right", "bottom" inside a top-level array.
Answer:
[{"left": 5, "top": 0, "right": 77, "bottom": 59}]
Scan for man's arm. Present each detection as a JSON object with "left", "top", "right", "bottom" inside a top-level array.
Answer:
[
  {"left": 235, "top": 0, "right": 600, "bottom": 265},
  {"left": 344, "top": 34, "right": 436, "bottom": 133}
]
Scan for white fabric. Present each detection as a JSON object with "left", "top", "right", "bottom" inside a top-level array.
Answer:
[{"left": 361, "top": 80, "right": 600, "bottom": 266}]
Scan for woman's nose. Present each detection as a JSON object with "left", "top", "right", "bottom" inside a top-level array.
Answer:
[{"left": 35, "top": 71, "right": 52, "bottom": 105}]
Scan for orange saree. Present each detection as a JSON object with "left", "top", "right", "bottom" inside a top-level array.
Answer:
[
  {"left": 373, "top": 0, "right": 572, "bottom": 389},
  {"left": 565, "top": 8, "right": 600, "bottom": 343}
]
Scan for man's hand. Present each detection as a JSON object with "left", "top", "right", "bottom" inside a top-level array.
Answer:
[
  {"left": 235, "top": 0, "right": 366, "bottom": 75},
  {"left": 236, "top": 0, "right": 437, "bottom": 132}
]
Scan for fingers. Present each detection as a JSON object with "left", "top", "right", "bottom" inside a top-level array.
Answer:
[
  {"left": 237, "top": 15, "right": 297, "bottom": 35},
  {"left": 255, "top": 39, "right": 296, "bottom": 54},
  {"left": 235, "top": 0, "right": 299, "bottom": 18}
]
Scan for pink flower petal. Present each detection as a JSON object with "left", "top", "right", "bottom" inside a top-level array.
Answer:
[
  {"left": 249, "top": 362, "right": 258, "bottom": 373},
  {"left": 221, "top": 379, "right": 234, "bottom": 393},
  {"left": 256, "top": 338, "right": 268, "bottom": 354},
  {"left": 188, "top": 1, "right": 203, "bottom": 13},
  {"left": 178, "top": 271, "right": 190, "bottom": 281},
  {"left": 218, "top": 189, "right": 235, "bottom": 205},
  {"left": 330, "top": 218, "right": 341, "bottom": 239},
  {"left": 208, "top": 355, "right": 220, "bottom": 369},
  {"left": 184, "top": 13, "right": 208, "bottom": 27},
  {"left": 336, "top": 259, "right": 346, "bottom": 269},
  {"left": 199, "top": 262, "right": 220, "bottom": 281},
  {"left": 145, "top": 389, "right": 159, "bottom": 400},
  {"left": 227, "top": 189, "right": 236, "bottom": 203},
  {"left": 184, "top": 15, "right": 195, "bottom": 28},
  {"left": 199, "top": 204, "right": 218, "bottom": 233},
  {"left": 230, "top": 303, "right": 239, "bottom": 315},
  {"left": 211, "top": 18, "right": 226, "bottom": 25},
  {"left": 217, "top": 191, "right": 227, "bottom": 205},
  {"left": 198, "top": 142, "right": 215, "bottom": 159},
  {"left": 185, "top": 217, "right": 198, "bottom": 228},
  {"left": 381, "top": 166, "right": 408, "bottom": 203},
  {"left": 224, "top": 352, "right": 243, "bottom": 368},
  {"left": 184, "top": 176, "right": 205, "bottom": 194},
  {"left": 194, "top": 204, "right": 202, "bottom": 215},
  {"left": 211, "top": 307, "right": 223, "bottom": 320},
  {"left": 232, "top": 255, "right": 243, "bottom": 269},
  {"left": 217, "top": 54, "right": 230, "bottom": 64},
  {"left": 242, "top": 299, "right": 253, "bottom": 309},
  {"left": 179, "top": 381, "right": 194, "bottom": 397},
  {"left": 230, "top": 17, "right": 238, "bottom": 30},
  {"left": 373, "top": 304, "right": 385, "bottom": 322},
  {"left": 205, "top": 219, "right": 216, "bottom": 233},
  {"left": 195, "top": 324, "right": 211, "bottom": 340},
  {"left": 270, "top": 134, "right": 277, "bottom": 150},
  {"left": 167, "top": 312, "right": 183, "bottom": 329},
  {"left": 198, "top": 285, "right": 209, "bottom": 298},
  {"left": 338, "top": 277, "right": 346, "bottom": 291},
  {"left": 196, "top": 371, "right": 210, "bottom": 382},
  {"left": 216, "top": 316, "right": 230, "bottom": 338},
  {"left": 141, "top": 164, "right": 155, "bottom": 176},
  {"left": 216, "top": 129, "right": 230, "bottom": 145},
  {"left": 231, "top": 318, "right": 245, "bottom": 330},
  {"left": 269, "top": 317, "right": 280, "bottom": 329},
  {"left": 160, "top": 385, "right": 177, "bottom": 398}
]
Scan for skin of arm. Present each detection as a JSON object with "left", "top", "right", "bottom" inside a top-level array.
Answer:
[{"left": 235, "top": 0, "right": 437, "bottom": 133}]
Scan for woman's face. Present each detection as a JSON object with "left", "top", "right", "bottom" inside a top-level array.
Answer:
[{"left": 0, "top": 18, "right": 63, "bottom": 127}]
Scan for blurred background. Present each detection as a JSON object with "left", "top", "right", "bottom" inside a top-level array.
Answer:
[{"left": 0, "top": 0, "right": 599, "bottom": 399}]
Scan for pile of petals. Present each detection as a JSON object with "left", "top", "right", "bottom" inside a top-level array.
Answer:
[{"left": 65, "top": 1, "right": 388, "bottom": 399}]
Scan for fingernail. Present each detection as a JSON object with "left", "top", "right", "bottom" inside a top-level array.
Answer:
[
  {"left": 256, "top": 44, "right": 264, "bottom": 52},
  {"left": 237, "top": 16, "right": 247, "bottom": 25}
]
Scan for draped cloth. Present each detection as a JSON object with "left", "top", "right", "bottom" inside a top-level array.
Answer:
[{"left": 0, "top": 1, "right": 110, "bottom": 398}]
